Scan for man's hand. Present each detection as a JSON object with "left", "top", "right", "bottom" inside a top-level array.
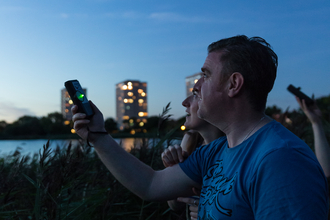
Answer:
[
  {"left": 295, "top": 97, "right": 322, "bottom": 124},
  {"left": 161, "top": 145, "right": 189, "bottom": 167},
  {"left": 72, "top": 101, "right": 106, "bottom": 141},
  {"left": 177, "top": 196, "right": 199, "bottom": 220}
]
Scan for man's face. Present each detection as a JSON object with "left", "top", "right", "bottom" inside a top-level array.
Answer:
[{"left": 194, "top": 51, "right": 227, "bottom": 124}]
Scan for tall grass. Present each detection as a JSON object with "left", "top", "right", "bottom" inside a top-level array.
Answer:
[{"left": 0, "top": 104, "right": 184, "bottom": 219}]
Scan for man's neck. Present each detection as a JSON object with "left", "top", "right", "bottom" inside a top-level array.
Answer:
[{"left": 221, "top": 112, "right": 272, "bottom": 148}]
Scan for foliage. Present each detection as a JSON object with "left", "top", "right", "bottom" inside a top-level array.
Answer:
[{"left": 0, "top": 103, "right": 184, "bottom": 219}]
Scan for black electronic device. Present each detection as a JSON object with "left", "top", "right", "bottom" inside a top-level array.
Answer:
[
  {"left": 64, "top": 80, "right": 94, "bottom": 117},
  {"left": 287, "top": 84, "right": 314, "bottom": 106}
]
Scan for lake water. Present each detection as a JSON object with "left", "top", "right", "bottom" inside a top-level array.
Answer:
[{"left": 0, "top": 138, "right": 181, "bottom": 157}]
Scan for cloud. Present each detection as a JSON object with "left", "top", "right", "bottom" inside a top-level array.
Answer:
[
  {"left": 0, "top": 102, "right": 35, "bottom": 123},
  {"left": 60, "top": 13, "right": 69, "bottom": 19}
]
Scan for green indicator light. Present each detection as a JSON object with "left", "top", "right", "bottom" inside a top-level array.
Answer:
[{"left": 76, "top": 92, "right": 85, "bottom": 101}]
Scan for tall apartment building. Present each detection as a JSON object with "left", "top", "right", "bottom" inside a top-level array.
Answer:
[
  {"left": 61, "top": 88, "right": 87, "bottom": 123},
  {"left": 116, "top": 80, "right": 148, "bottom": 131},
  {"left": 185, "top": 72, "right": 202, "bottom": 97}
]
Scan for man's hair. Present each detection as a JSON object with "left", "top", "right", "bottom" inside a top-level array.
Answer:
[{"left": 208, "top": 35, "right": 278, "bottom": 112}]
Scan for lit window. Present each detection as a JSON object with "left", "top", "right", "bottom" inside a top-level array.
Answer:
[
  {"left": 194, "top": 79, "right": 198, "bottom": 84},
  {"left": 138, "top": 99, "right": 144, "bottom": 103},
  {"left": 138, "top": 89, "right": 143, "bottom": 93},
  {"left": 128, "top": 82, "right": 132, "bottom": 86},
  {"left": 123, "top": 116, "right": 129, "bottom": 120},
  {"left": 118, "top": 97, "right": 122, "bottom": 101},
  {"left": 69, "top": 100, "right": 73, "bottom": 104},
  {"left": 126, "top": 106, "right": 130, "bottom": 110},
  {"left": 141, "top": 92, "right": 146, "bottom": 97},
  {"left": 139, "top": 103, "right": 143, "bottom": 107},
  {"left": 127, "top": 92, "right": 133, "bottom": 96},
  {"left": 142, "top": 119, "right": 147, "bottom": 123},
  {"left": 129, "top": 99, "right": 134, "bottom": 103},
  {"left": 65, "top": 109, "right": 69, "bottom": 113},
  {"left": 64, "top": 120, "right": 70, "bottom": 125},
  {"left": 122, "top": 85, "right": 128, "bottom": 90},
  {"left": 181, "top": 125, "right": 186, "bottom": 131},
  {"left": 138, "top": 112, "right": 148, "bottom": 117},
  {"left": 128, "top": 85, "right": 133, "bottom": 90},
  {"left": 71, "top": 129, "right": 76, "bottom": 133},
  {"left": 139, "top": 122, "right": 144, "bottom": 127},
  {"left": 130, "top": 129, "right": 135, "bottom": 135},
  {"left": 124, "top": 99, "right": 128, "bottom": 103},
  {"left": 129, "top": 119, "right": 134, "bottom": 123}
]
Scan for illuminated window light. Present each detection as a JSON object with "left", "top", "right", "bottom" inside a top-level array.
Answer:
[
  {"left": 69, "top": 100, "right": 73, "bottom": 104},
  {"left": 128, "top": 82, "right": 132, "bottom": 86},
  {"left": 194, "top": 79, "right": 198, "bottom": 84},
  {"left": 139, "top": 103, "right": 143, "bottom": 107},
  {"left": 138, "top": 99, "right": 144, "bottom": 103},
  {"left": 129, "top": 119, "right": 134, "bottom": 123},
  {"left": 139, "top": 122, "right": 144, "bottom": 127},
  {"left": 181, "top": 125, "right": 186, "bottom": 131},
  {"left": 64, "top": 120, "right": 70, "bottom": 125},
  {"left": 124, "top": 99, "right": 128, "bottom": 103},
  {"left": 118, "top": 97, "right": 122, "bottom": 101},
  {"left": 127, "top": 92, "right": 133, "bottom": 96},
  {"left": 143, "top": 129, "right": 147, "bottom": 133},
  {"left": 142, "top": 119, "right": 147, "bottom": 123},
  {"left": 65, "top": 109, "right": 69, "bottom": 113},
  {"left": 138, "top": 112, "right": 144, "bottom": 117},
  {"left": 130, "top": 129, "right": 135, "bottom": 135},
  {"left": 128, "top": 85, "right": 133, "bottom": 90},
  {"left": 138, "top": 89, "right": 143, "bottom": 93},
  {"left": 71, "top": 129, "right": 76, "bottom": 133},
  {"left": 122, "top": 85, "right": 128, "bottom": 90},
  {"left": 141, "top": 92, "right": 146, "bottom": 97},
  {"left": 123, "top": 116, "right": 129, "bottom": 120},
  {"left": 129, "top": 99, "right": 134, "bottom": 103}
]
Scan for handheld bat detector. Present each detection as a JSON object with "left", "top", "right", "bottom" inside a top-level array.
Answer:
[
  {"left": 64, "top": 80, "right": 94, "bottom": 118},
  {"left": 287, "top": 84, "right": 314, "bottom": 106}
]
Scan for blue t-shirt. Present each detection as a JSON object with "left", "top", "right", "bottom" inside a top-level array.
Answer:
[{"left": 180, "top": 121, "right": 329, "bottom": 219}]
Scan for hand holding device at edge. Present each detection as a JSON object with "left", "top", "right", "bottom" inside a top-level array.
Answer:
[
  {"left": 295, "top": 96, "right": 322, "bottom": 125},
  {"left": 72, "top": 101, "right": 107, "bottom": 142}
]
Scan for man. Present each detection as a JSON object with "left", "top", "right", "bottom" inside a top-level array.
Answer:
[{"left": 72, "top": 35, "right": 329, "bottom": 219}]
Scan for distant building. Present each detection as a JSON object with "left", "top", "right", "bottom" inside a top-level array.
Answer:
[
  {"left": 61, "top": 88, "right": 87, "bottom": 123},
  {"left": 185, "top": 72, "right": 202, "bottom": 97},
  {"left": 116, "top": 80, "right": 147, "bottom": 131}
]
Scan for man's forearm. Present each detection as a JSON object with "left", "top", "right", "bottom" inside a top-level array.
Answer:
[
  {"left": 90, "top": 134, "right": 198, "bottom": 201},
  {"left": 91, "top": 134, "right": 156, "bottom": 200}
]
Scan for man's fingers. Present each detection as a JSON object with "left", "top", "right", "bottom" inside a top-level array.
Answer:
[{"left": 177, "top": 197, "right": 199, "bottom": 206}]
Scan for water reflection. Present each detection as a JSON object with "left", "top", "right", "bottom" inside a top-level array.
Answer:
[{"left": 0, "top": 138, "right": 181, "bottom": 156}]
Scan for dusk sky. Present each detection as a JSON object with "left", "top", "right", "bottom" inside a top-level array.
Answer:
[{"left": 0, "top": 0, "right": 329, "bottom": 123}]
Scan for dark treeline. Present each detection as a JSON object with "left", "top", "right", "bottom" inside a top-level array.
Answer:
[{"left": 0, "top": 110, "right": 186, "bottom": 139}]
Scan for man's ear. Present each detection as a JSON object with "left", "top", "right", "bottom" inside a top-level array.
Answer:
[{"left": 228, "top": 72, "right": 244, "bottom": 98}]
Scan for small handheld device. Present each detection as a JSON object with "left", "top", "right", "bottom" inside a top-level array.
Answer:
[
  {"left": 64, "top": 80, "right": 94, "bottom": 117},
  {"left": 287, "top": 84, "right": 314, "bottom": 106}
]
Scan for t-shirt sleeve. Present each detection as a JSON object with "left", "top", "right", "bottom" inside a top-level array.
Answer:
[
  {"left": 248, "top": 146, "right": 329, "bottom": 219},
  {"left": 179, "top": 144, "right": 207, "bottom": 184}
]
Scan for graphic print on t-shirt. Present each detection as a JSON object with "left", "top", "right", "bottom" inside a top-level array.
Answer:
[{"left": 199, "top": 160, "right": 237, "bottom": 219}]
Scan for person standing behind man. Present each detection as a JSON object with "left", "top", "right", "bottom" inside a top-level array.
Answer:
[
  {"left": 162, "top": 92, "right": 224, "bottom": 220},
  {"left": 72, "top": 35, "right": 329, "bottom": 219}
]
